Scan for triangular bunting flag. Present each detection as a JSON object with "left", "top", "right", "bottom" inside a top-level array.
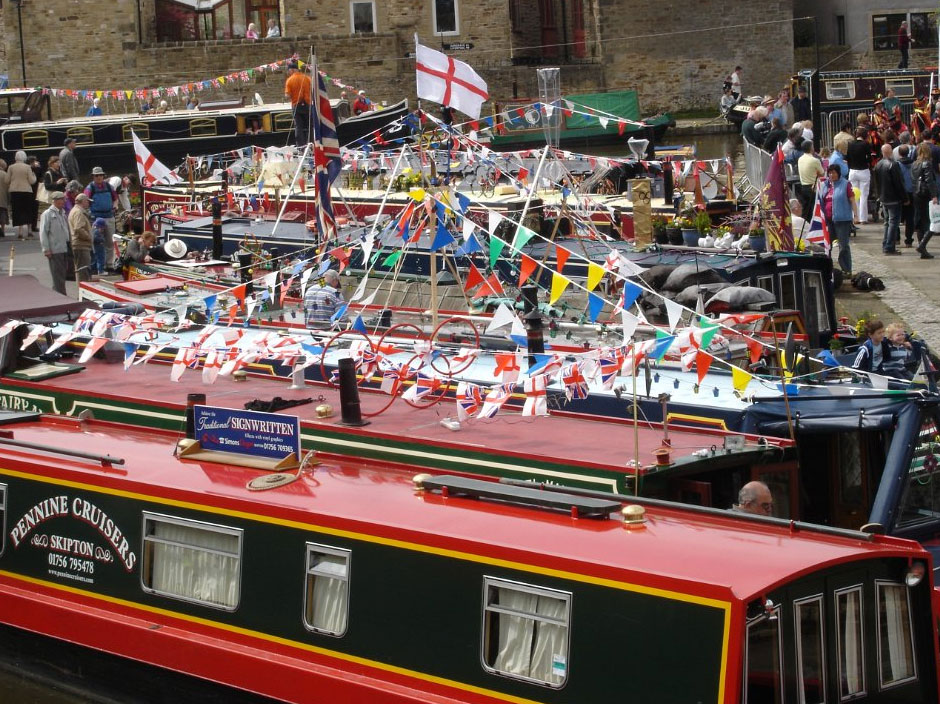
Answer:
[
  {"left": 586, "top": 263, "right": 605, "bottom": 292},
  {"left": 732, "top": 366, "right": 752, "bottom": 393},
  {"left": 549, "top": 272, "right": 570, "bottom": 304},
  {"left": 518, "top": 254, "right": 538, "bottom": 287}
]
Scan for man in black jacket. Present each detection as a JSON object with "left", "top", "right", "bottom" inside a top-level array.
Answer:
[
  {"left": 790, "top": 85, "right": 811, "bottom": 122},
  {"left": 873, "top": 144, "right": 907, "bottom": 254}
]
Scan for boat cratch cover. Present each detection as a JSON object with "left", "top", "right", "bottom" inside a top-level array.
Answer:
[{"left": 415, "top": 36, "right": 488, "bottom": 119}]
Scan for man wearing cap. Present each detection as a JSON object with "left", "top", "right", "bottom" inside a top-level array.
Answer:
[
  {"left": 58, "top": 138, "right": 80, "bottom": 184},
  {"left": 353, "top": 90, "right": 371, "bottom": 115},
  {"left": 304, "top": 269, "right": 346, "bottom": 328},
  {"left": 791, "top": 85, "right": 810, "bottom": 122},
  {"left": 84, "top": 167, "right": 118, "bottom": 272},
  {"left": 68, "top": 193, "right": 93, "bottom": 282},
  {"left": 39, "top": 192, "right": 70, "bottom": 295},
  {"left": 284, "top": 61, "right": 311, "bottom": 147}
]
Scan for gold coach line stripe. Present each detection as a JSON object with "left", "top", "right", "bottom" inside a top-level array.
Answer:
[{"left": 0, "top": 468, "right": 731, "bottom": 700}]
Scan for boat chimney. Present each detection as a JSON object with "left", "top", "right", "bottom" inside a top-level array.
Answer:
[
  {"left": 211, "top": 199, "right": 223, "bottom": 260},
  {"left": 336, "top": 357, "right": 370, "bottom": 427},
  {"left": 186, "top": 393, "right": 206, "bottom": 439},
  {"left": 521, "top": 284, "right": 545, "bottom": 370}
]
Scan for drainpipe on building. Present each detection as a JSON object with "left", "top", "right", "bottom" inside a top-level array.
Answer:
[
  {"left": 136, "top": 0, "right": 143, "bottom": 44},
  {"left": 13, "top": 0, "right": 26, "bottom": 86}
]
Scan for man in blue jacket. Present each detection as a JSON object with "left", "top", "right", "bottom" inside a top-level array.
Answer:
[{"left": 84, "top": 167, "right": 117, "bottom": 272}]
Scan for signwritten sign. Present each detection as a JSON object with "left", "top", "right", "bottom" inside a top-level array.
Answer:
[
  {"left": 194, "top": 405, "right": 300, "bottom": 461},
  {"left": 442, "top": 42, "right": 474, "bottom": 51}
]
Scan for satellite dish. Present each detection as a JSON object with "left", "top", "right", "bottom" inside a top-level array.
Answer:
[
  {"left": 627, "top": 137, "right": 649, "bottom": 160},
  {"left": 701, "top": 177, "right": 719, "bottom": 200},
  {"left": 254, "top": 93, "right": 264, "bottom": 106}
]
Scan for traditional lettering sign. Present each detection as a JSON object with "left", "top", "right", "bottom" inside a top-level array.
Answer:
[
  {"left": 194, "top": 405, "right": 300, "bottom": 461},
  {"left": 442, "top": 42, "right": 474, "bottom": 51}
]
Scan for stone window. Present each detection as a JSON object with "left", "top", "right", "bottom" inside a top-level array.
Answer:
[
  {"left": 155, "top": 0, "right": 279, "bottom": 42},
  {"left": 872, "top": 11, "right": 938, "bottom": 51},
  {"left": 433, "top": 0, "right": 459, "bottom": 36},
  {"left": 350, "top": 0, "right": 376, "bottom": 34}
]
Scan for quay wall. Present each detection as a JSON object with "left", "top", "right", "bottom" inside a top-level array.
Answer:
[{"left": 0, "top": 1, "right": 794, "bottom": 118}]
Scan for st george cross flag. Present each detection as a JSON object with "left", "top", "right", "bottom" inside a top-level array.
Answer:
[
  {"left": 415, "top": 38, "right": 488, "bottom": 119},
  {"left": 131, "top": 131, "right": 182, "bottom": 186},
  {"left": 805, "top": 183, "right": 832, "bottom": 254}
]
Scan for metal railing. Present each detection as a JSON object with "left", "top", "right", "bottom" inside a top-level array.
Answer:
[{"left": 820, "top": 104, "right": 916, "bottom": 148}]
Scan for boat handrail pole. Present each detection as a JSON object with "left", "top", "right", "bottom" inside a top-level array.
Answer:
[
  {"left": 271, "top": 141, "right": 312, "bottom": 237},
  {"left": 0, "top": 436, "right": 124, "bottom": 467}
]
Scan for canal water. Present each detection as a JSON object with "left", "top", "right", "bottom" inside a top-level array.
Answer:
[{"left": 0, "top": 129, "right": 745, "bottom": 704}]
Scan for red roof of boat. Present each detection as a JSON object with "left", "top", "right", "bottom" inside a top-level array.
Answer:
[{"left": 0, "top": 415, "right": 919, "bottom": 605}]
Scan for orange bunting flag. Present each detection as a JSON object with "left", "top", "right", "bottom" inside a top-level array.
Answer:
[
  {"left": 518, "top": 254, "right": 538, "bottom": 287},
  {"left": 747, "top": 338, "right": 763, "bottom": 364},
  {"left": 549, "top": 272, "right": 570, "bottom": 304},
  {"left": 231, "top": 283, "right": 246, "bottom": 304},
  {"left": 409, "top": 218, "right": 425, "bottom": 244},
  {"left": 330, "top": 246, "right": 350, "bottom": 272},
  {"left": 586, "top": 262, "right": 605, "bottom": 291},
  {"left": 695, "top": 350, "right": 712, "bottom": 384},
  {"left": 555, "top": 245, "right": 570, "bottom": 273},
  {"left": 485, "top": 272, "right": 505, "bottom": 296},
  {"left": 464, "top": 264, "right": 485, "bottom": 292},
  {"left": 227, "top": 304, "right": 238, "bottom": 326},
  {"left": 732, "top": 366, "right": 752, "bottom": 394}
]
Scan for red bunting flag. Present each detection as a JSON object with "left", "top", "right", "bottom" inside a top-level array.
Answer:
[
  {"left": 747, "top": 339, "right": 763, "bottom": 364},
  {"left": 231, "top": 284, "right": 246, "bottom": 304},
  {"left": 464, "top": 264, "right": 485, "bottom": 292},
  {"left": 517, "top": 166, "right": 529, "bottom": 184},
  {"left": 555, "top": 245, "right": 570, "bottom": 273},
  {"left": 617, "top": 120, "right": 626, "bottom": 136},
  {"left": 695, "top": 351, "right": 712, "bottom": 384},
  {"left": 518, "top": 254, "right": 537, "bottom": 287},
  {"left": 227, "top": 304, "right": 238, "bottom": 326}
]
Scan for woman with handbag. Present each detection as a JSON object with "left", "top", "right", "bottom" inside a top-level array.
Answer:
[
  {"left": 42, "top": 156, "right": 67, "bottom": 200},
  {"left": 819, "top": 163, "right": 856, "bottom": 275},
  {"left": 911, "top": 142, "right": 937, "bottom": 259}
]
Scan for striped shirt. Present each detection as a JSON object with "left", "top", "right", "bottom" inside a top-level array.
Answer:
[{"left": 304, "top": 284, "right": 344, "bottom": 327}]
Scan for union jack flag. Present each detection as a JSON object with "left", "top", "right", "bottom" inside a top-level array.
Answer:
[
  {"left": 312, "top": 63, "right": 342, "bottom": 241},
  {"left": 380, "top": 361, "right": 414, "bottom": 396},
  {"left": 402, "top": 372, "right": 442, "bottom": 403},
  {"left": 456, "top": 381, "right": 484, "bottom": 421},
  {"left": 479, "top": 382, "right": 517, "bottom": 418},
  {"left": 597, "top": 348, "right": 624, "bottom": 389},
  {"left": 561, "top": 362, "right": 590, "bottom": 401},
  {"left": 805, "top": 184, "right": 831, "bottom": 254}
]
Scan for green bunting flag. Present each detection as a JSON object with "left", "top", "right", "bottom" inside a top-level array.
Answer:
[{"left": 489, "top": 236, "right": 506, "bottom": 268}]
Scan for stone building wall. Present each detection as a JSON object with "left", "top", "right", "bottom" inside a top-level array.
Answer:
[{"left": 0, "top": 0, "right": 794, "bottom": 117}]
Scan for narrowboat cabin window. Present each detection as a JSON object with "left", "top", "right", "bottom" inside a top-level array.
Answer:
[
  {"left": 895, "top": 415, "right": 940, "bottom": 528},
  {"left": 876, "top": 582, "right": 917, "bottom": 689},
  {"left": 803, "top": 271, "right": 831, "bottom": 337},
  {"left": 794, "top": 596, "right": 826, "bottom": 704},
  {"left": 433, "top": 0, "right": 459, "bottom": 35},
  {"left": 745, "top": 608, "right": 782, "bottom": 704},
  {"left": 21, "top": 130, "right": 49, "bottom": 149},
  {"left": 481, "top": 577, "right": 570, "bottom": 688},
  {"left": 824, "top": 81, "right": 855, "bottom": 102},
  {"left": 757, "top": 275, "right": 774, "bottom": 295},
  {"left": 273, "top": 112, "right": 294, "bottom": 132},
  {"left": 190, "top": 119, "right": 218, "bottom": 137},
  {"left": 350, "top": 1, "right": 376, "bottom": 33},
  {"left": 884, "top": 79, "right": 914, "bottom": 99},
  {"left": 303, "top": 543, "right": 350, "bottom": 637},
  {"left": 65, "top": 126, "right": 94, "bottom": 145},
  {"left": 122, "top": 122, "right": 150, "bottom": 142},
  {"left": 141, "top": 513, "right": 242, "bottom": 610},
  {"left": 835, "top": 586, "right": 865, "bottom": 699},
  {"left": 779, "top": 272, "right": 796, "bottom": 311}
]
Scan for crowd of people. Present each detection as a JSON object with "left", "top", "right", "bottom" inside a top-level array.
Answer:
[
  {"left": 740, "top": 83, "right": 940, "bottom": 269},
  {"left": 0, "top": 138, "right": 139, "bottom": 294}
]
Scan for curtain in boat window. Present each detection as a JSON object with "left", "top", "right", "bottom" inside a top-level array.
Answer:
[
  {"left": 879, "top": 584, "right": 915, "bottom": 685},
  {"left": 838, "top": 589, "right": 864, "bottom": 697},
  {"left": 490, "top": 584, "right": 569, "bottom": 685},
  {"left": 147, "top": 519, "right": 240, "bottom": 608},
  {"left": 305, "top": 550, "right": 349, "bottom": 635}
]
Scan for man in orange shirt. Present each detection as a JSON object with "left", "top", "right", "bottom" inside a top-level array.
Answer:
[{"left": 284, "top": 61, "right": 312, "bottom": 147}]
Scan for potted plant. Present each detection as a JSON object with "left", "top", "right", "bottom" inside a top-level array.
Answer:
[
  {"left": 651, "top": 214, "right": 668, "bottom": 244},
  {"left": 677, "top": 209, "right": 698, "bottom": 246},
  {"left": 748, "top": 223, "right": 766, "bottom": 253},
  {"left": 665, "top": 218, "right": 683, "bottom": 245}
]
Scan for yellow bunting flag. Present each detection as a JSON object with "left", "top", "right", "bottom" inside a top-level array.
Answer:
[
  {"left": 549, "top": 272, "right": 571, "bottom": 304},
  {"left": 586, "top": 263, "right": 605, "bottom": 291},
  {"left": 408, "top": 188, "right": 426, "bottom": 202},
  {"left": 732, "top": 366, "right": 752, "bottom": 394}
]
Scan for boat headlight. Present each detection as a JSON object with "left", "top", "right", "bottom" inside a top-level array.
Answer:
[{"left": 905, "top": 561, "right": 926, "bottom": 587}]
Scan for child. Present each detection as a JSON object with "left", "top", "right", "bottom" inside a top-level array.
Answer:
[
  {"left": 92, "top": 217, "right": 108, "bottom": 277},
  {"left": 884, "top": 322, "right": 923, "bottom": 379},
  {"left": 851, "top": 319, "right": 892, "bottom": 374}
]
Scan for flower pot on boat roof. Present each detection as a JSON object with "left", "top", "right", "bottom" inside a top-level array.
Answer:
[{"left": 748, "top": 227, "right": 766, "bottom": 253}]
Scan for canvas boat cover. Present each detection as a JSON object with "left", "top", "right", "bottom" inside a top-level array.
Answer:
[{"left": 0, "top": 275, "right": 94, "bottom": 324}]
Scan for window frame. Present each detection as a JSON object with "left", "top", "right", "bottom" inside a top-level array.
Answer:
[
  {"left": 0, "top": 483, "right": 6, "bottom": 557},
  {"left": 744, "top": 607, "right": 784, "bottom": 704},
  {"left": 824, "top": 81, "right": 856, "bottom": 101},
  {"left": 756, "top": 275, "right": 775, "bottom": 295},
  {"left": 66, "top": 126, "right": 94, "bottom": 145},
  {"left": 189, "top": 118, "right": 218, "bottom": 137},
  {"left": 802, "top": 270, "right": 831, "bottom": 335},
  {"left": 793, "top": 594, "right": 827, "bottom": 704},
  {"left": 21, "top": 130, "right": 49, "bottom": 149},
  {"left": 350, "top": 0, "right": 376, "bottom": 34},
  {"left": 875, "top": 581, "right": 918, "bottom": 690},
  {"left": 302, "top": 542, "right": 351, "bottom": 637},
  {"left": 834, "top": 584, "right": 866, "bottom": 701},
  {"left": 432, "top": 0, "right": 460, "bottom": 37},
  {"left": 481, "top": 576, "right": 572, "bottom": 689},
  {"left": 140, "top": 511, "right": 243, "bottom": 611},
  {"left": 884, "top": 79, "right": 914, "bottom": 98},
  {"left": 779, "top": 271, "right": 797, "bottom": 311},
  {"left": 122, "top": 122, "right": 150, "bottom": 142}
]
